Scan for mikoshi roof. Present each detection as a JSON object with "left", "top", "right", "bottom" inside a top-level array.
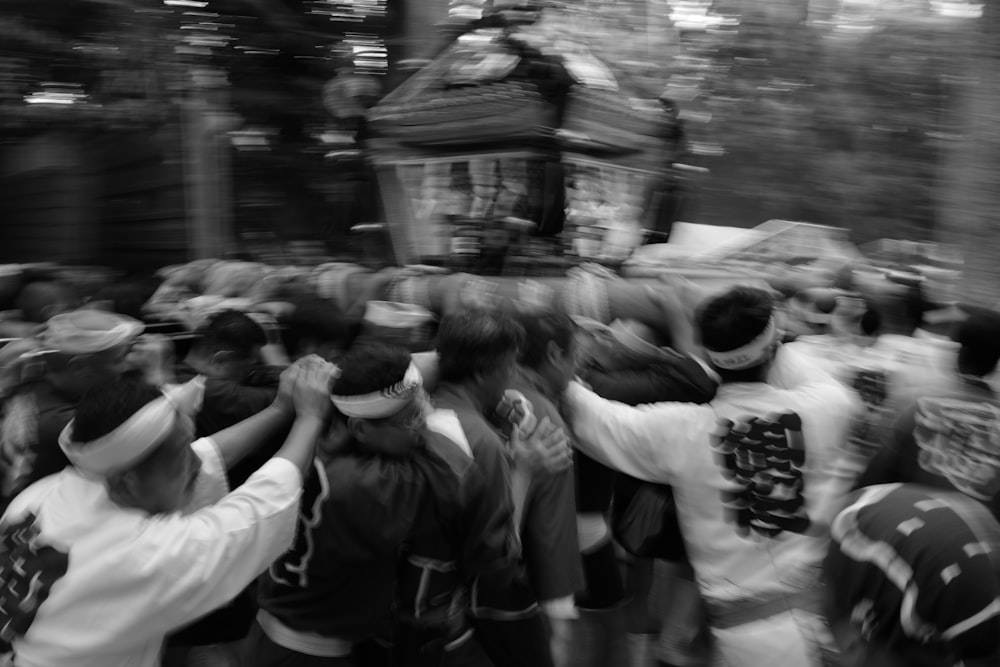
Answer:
[{"left": 365, "top": 8, "right": 680, "bottom": 165}]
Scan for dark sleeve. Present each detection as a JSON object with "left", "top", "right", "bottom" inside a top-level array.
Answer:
[
  {"left": 575, "top": 450, "right": 616, "bottom": 512},
  {"left": 28, "top": 403, "right": 74, "bottom": 485},
  {"left": 196, "top": 379, "right": 277, "bottom": 437},
  {"left": 587, "top": 356, "right": 717, "bottom": 405},
  {"left": 455, "top": 463, "right": 516, "bottom": 580},
  {"left": 199, "top": 377, "right": 286, "bottom": 487},
  {"left": 521, "top": 467, "right": 583, "bottom": 601},
  {"left": 854, "top": 406, "right": 914, "bottom": 490},
  {"left": 322, "top": 457, "right": 426, "bottom": 562},
  {"left": 463, "top": 427, "right": 540, "bottom": 614},
  {"left": 468, "top": 426, "right": 516, "bottom": 542}
]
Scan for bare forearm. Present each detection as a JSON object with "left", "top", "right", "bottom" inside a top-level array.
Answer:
[
  {"left": 212, "top": 405, "right": 294, "bottom": 469},
  {"left": 275, "top": 415, "right": 326, "bottom": 477}
]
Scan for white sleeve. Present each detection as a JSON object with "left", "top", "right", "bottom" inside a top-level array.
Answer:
[
  {"left": 768, "top": 343, "right": 834, "bottom": 390},
  {"left": 563, "top": 381, "right": 700, "bottom": 483},
  {"left": 769, "top": 346, "right": 860, "bottom": 430},
  {"left": 181, "top": 438, "right": 231, "bottom": 513},
  {"left": 134, "top": 457, "right": 303, "bottom": 634}
]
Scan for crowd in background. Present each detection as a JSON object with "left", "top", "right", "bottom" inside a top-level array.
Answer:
[{"left": 1, "top": 263, "right": 1000, "bottom": 667}]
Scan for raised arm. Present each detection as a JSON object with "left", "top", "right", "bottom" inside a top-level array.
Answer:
[
  {"left": 271, "top": 359, "right": 338, "bottom": 477},
  {"left": 144, "top": 363, "right": 339, "bottom": 636},
  {"left": 209, "top": 357, "right": 334, "bottom": 474},
  {"left": 562, "top": 381, "right": 698, "bottom": 483}
]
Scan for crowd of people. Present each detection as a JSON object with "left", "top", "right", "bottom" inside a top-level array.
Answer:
[{"left": 1, "top": 269, "right": 1000, "bottom": 667}]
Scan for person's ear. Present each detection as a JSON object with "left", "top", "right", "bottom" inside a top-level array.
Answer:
[
  {"left": 66, "top": 354, "right": 92, "bottom": 376},
  {"left": 210, "top": 350, "right": 234, "bottom": 368},
  {"left": 122, "top": 469, "right": 143, "bottom": 496},
  {"left": 545, "top": 340, "right": 564, "bottom": 367},
  {"left": 106, "top": 470, "right": 138, "bottom": 505},
  {"left": 470, "top": 368, "right": 490, "bottom": 391},
  {"left": 347, "top": 417, "right": 368, "bottom": 444},
  {"left": 320, "top": 418, "right": 351, "bottom": 457}
]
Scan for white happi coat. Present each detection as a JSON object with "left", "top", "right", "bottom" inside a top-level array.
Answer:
[
  {"left": 0, "top": 439, "right": 302, "bottom": 667},
  {"left": 564, "top": 344, "right": 858, "bottom": 667}
]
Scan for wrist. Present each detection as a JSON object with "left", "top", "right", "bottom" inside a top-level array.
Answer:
[
  {"left": 145, "top": 370, "right": 174, "bottom": 389},
  {"left": 293, "top": 413, "right": 328, "bottom": 428},
  {"left": 268, "top": 399, "right": 294, "bottom": 416}
]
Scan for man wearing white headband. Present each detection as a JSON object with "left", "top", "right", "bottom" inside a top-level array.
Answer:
[
  {"left": 0, "top": 356, "right": 336, "bottom": 666},
  {"left": 561, "top": 285, "right": 858, "bottom": 667},
  {"left": 0, "top": 309, "right": 146, "bottom": 502},
  {"left": 252, "top": 343, "right": 509, "bottom": 667}
]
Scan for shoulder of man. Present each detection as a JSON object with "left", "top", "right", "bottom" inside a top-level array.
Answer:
[
  {"left": 323, "top": 452, "right": 427, "bottom": 504},
  {"left": 510, "top": 383, "right": 567, "bottom": 429},
  {"left": 430, "top": 401, "right": 505, "bottom": 456},
  {"left": 422, "top": 428, "right": 477, "bottom": 475}
]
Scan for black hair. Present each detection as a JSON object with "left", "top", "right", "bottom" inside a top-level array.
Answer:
[
  {"left": 282, "top": 298, "right": 359, "bottom": 357},
  {"left": 956, "top": 308, "right": 1000, "bottom": 378},
  {"left": 90, "top": 276, "right": 162, "bottom": 321},
  {"left": 195, "top": 310, "right": 266, "bottom": 359},
  {"left": 867, "top": 285, "right": 925, "bottom": 337},
  {"left": 515, "top": 307, "right": 575, "bottom": 370},
  {"left": 331, "top": 342, "right": 412, "bottom": 397},
  {"left": 900, "top": 284, "right": 927, "bottom": 334},
  {"left": 15, "top": 281, "right": 79, "bottom": 323},
  {"left": 859, "top": 306, "right": 882, "bottom": 337},
  {"left": 72, "top": 375, "right": 162, "bottom": 443},
  {"left": 436, "top": 309, "right": 525, "bottom": 383},
  {"left": 696, "top": 286, "right": 775, "bottom": 354}
]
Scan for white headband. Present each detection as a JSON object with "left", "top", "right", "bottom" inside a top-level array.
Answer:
[
  {"left": 58, "top": 378, "right": 204, "bottom": 477},
  {"left": 331, "top": 361, "right": 423, "bottom": 419},
  {"left": 42, "top": 311, "right": 144, "bottom": 355},
  {"left": 705, "top": 316, "right": 778, "bottom": 371}
]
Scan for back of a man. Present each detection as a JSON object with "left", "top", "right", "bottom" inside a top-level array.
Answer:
[
  {"left": 562, "top": 286, "right": 857, "bottom": 667},
  {"left": 857, "top": 309, "right": 1000, "bottom": 521},
  {"left": 680, "top": 346, "right": 856, "bottom": 601},
  {"left": 825, "top": 484, "right": 1000, "bottom": 666},
  {"left": 251, "top": 344, "right": 510, "bottom": 667},
  {"left": 393, "top": 424, "right": 513, "bottom": 666}
]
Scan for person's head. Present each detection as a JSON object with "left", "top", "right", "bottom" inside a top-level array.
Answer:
[
  {"left": 65, "top": 376, "right": 202, "bottom": 514},
  {"left": 696, "top": 286, "right": 779, "bottom": 382},
  {"left": 191, "top": 310, "right": 266, "bottom": 382},
  {"left": 955, "top": 308, "right": 1000, "bottom": 378},
  {"left": 828, "top": 293, "right": 882, "bottom": 339},
  {"left": 40, "top": 309, "right": 145, "bottom": 394},
  {"left": 15, "top": 280, "right": 79, "bottom": 324},
  {"left": 826, "top": 485, "right": 1000, "bottom": 667},
  {"left": 89, "top": 276, "right": 162, "bottom": 321},
  {"left": 436, "top": 309, "right": 525, "bottom": 410},
  {"left": 515, "top": 308, "right": 579, "bottom": 393},
  {"left": 329, "top": 343, "right": 428, "bottom": 458},
  {"left": 282, "top": 298, "right": 358, "bottom": 362},
  {"left": 875, "top": 283, "right": 926, "bottom": 337}
]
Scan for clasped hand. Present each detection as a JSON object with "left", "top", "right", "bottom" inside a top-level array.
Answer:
[
  {"left": 274, "top": 355, "right": 339, "bottom": 421},
  {"left": 512, "top": 416, "right": 573, "bottom": 474}
]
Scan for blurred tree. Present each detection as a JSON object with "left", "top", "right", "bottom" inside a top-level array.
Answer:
[
  {"left": 936, "top": 0, "right": 1000, "bottom": 305},
  {"left": 0, "top": 0, "right": 987, "bottom": 268},
  {"left": 681, "top": 0, "right": 962, "bottom": 247}
]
